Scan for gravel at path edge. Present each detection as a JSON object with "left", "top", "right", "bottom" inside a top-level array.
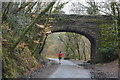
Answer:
[{"left": 21, "top": 61, "right": 59, "bottom": 78}]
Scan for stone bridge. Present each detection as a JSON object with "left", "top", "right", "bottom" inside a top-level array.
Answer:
[{"left": 41, "top": 14, "right": 113, "bottom": 63}]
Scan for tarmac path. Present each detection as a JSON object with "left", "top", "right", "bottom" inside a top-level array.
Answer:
[{"left": 48, "top": 58, "right": 91, "bottom": 78}]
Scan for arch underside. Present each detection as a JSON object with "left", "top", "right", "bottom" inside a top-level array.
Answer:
[{"left": 52, "top": 30, "right": 95, "bottom": 44}]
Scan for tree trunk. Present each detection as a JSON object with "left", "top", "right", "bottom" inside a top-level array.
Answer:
[
  {"left": 2, "top": 2, "right": 11, "bottom": 22},
  {"left": 114, "top": 2, "right": 120, "bottom": 69},
  {"left": 39, "top": 35, "right": 48, "bottom": 54},
  {"left": 77, "top": 44, "right": 81, "bottom": 60}
]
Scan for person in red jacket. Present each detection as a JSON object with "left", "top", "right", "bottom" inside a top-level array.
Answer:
[{"left": 58, "top": 51, "right": 63, "bottom": 64}]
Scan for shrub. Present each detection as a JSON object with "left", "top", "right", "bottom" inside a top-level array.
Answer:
[{"left": 100, "top": 47, "right": 118, "bottom": 63}]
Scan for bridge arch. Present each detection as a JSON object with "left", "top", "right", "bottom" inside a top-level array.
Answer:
[
  {"left": 40, "top": 14, "right": 113, "bottom": 63},
  {"left": 52, "top": 28, "right": 97, "bottom": 63}
]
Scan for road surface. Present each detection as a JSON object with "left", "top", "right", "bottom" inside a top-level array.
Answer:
[{"left": 48, "top": 58, "right": 91, "bottom": 78}]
